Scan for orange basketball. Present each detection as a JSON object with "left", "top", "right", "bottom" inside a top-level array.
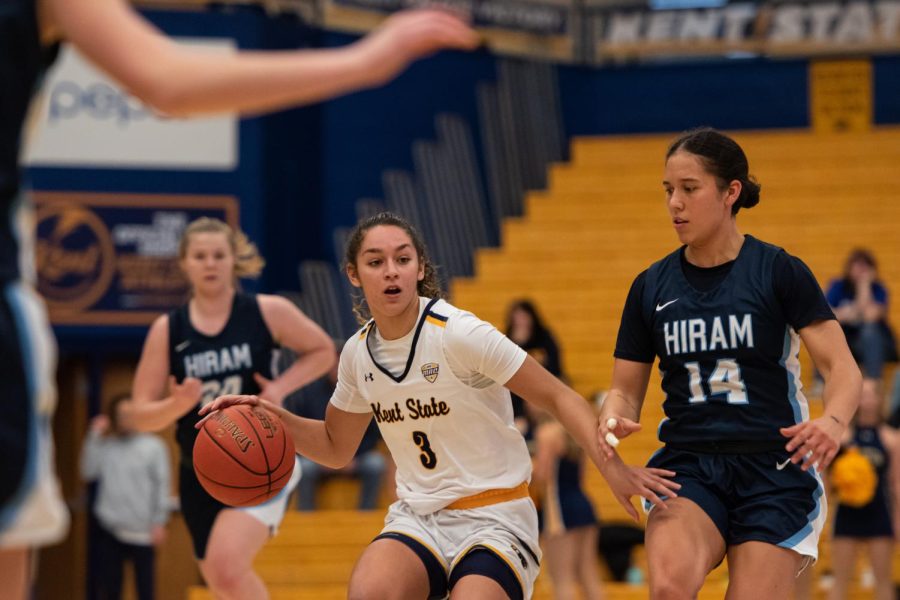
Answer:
[{"left": 193, "top": 404, "right": 296, "bottom": 507}]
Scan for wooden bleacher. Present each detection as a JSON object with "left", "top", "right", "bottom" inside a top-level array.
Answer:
[
  {"left": 187, "top": 509, "right": 732, "bottom": 599},
  {"left": 188, "top": 128, "right": 900, "bottom": 599}
]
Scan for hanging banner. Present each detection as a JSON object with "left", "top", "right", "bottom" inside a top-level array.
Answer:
[
  {"left": 810, "top": 59, "right": 873, "bottom": 132},
  {"left": 322, "top": 0, "right": 582, "bottom": 61},
  {"left": 130, "top": 1, "right": 900, "bottom": 65},
  {"left": 24, "top": 40, "right": 239, "bottom": 171},
  {"left": 33, "top": 192, "right": 238, "bottom": 326},
  {"left": 586, "top": 0, "right": 900, "bottom": 64}
]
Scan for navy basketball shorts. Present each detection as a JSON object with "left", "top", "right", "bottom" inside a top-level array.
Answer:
[
  {"left": 180, "top": 456, "right": 301, "bottom": 559},
  {"left": 644, "top": 446, "right": 826, "bottom": 561},
  {"left": 0, "top": 282, "right": 68, "bottom": 547}
]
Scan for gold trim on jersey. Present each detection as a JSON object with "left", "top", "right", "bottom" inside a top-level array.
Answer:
[
  {"left": 425, "top": 315, "right": 447, "bottom": 328},
  {"left": 445, "top": 481, "right": 530, "bottom": 510}
]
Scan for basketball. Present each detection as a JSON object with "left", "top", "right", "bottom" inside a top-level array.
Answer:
[{"left": 193, "top": 404, "right": 296, "bottom": 508}]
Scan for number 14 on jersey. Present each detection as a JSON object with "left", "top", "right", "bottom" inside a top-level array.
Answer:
[{"left": 684, "top": 359, "right": 748, "bottom": 405}]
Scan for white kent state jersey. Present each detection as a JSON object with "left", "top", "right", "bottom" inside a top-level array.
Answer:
[{"left": 330, "top": 297, "right": 531, "bottom": 515}]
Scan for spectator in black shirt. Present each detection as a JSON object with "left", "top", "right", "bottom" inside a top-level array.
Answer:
[{"left": 505, "top": 299, "right": 564, "bottom": 439}]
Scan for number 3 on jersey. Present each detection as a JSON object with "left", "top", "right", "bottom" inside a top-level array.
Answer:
[
  {"left": 412, "top": 431, "right": 438, "bottom": 469},
  {"left": 685, "top": 359, "right": 748, "bottom": 404}
]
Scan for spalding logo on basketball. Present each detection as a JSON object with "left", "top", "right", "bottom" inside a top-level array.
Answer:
[{"left": 193, "top": 405, "right": 295, "bottom": 507}]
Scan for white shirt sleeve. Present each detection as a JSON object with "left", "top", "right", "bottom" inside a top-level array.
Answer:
[
  {"left": 329, "top": 336, "right": 371, "bottom": 414},
  {"left": 443, "top": 311, "right": 527, "bottom": 388}
]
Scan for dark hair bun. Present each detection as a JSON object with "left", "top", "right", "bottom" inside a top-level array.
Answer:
[{"left": 738, "top": 177, "right": 761, "bottom": 210}]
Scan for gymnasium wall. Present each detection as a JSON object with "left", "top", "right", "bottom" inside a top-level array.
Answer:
[
  {"left": 26, "top": 6, "right": 900, "bottom": 342},
  {"left": 317, "top": 35, "right": 900, "bottom": 264}
]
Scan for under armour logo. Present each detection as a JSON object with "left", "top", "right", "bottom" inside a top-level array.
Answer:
[{"left": 365, "top": 373, "right": 374, "bottom": 382}]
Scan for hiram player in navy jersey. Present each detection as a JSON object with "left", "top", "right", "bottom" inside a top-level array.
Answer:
[
  {"left": 200, "top": 212, "right": 679, "bottom": 600},
  {"left": 1, "top": 3, "right": 477, "bottom": 596},
  {"left": 120, "top": 218, "right": 335, "bottom": 600},
  {"left": 596, "top": 128, "right": 862, "bottom": 599}
]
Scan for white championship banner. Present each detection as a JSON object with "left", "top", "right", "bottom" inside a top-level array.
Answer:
[{"left": 24, "top": 38, "right": 239, "bottom": 171}]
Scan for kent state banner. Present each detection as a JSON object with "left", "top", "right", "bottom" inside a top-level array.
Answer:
[
  {"left": 586, "top": 0, "right": 900, "bottom": 64},
  {"left": 310, "top": 0, "right": 900, "bottom": 63}
]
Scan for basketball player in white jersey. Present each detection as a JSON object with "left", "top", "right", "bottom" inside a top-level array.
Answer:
[{"left": 201, "top": 212, "right": 680, "bottom": 599}]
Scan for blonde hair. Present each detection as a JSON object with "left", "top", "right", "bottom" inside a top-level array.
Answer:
[{"left": 179, "top": 217, "right": 265, "bottom": 279}]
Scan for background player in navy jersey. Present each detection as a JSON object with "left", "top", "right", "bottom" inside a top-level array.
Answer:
[
  {"left": 828, "top": 380, "right": 900, "bottom": 600},
  {"left": 596, "top": 128, "right": 862, "bottom": 599},
  {"left": 532, "top": 416, "right": 603, "bottom": 600},
  {"left": 200, "top": 212, "right": 679, "bottom": 600},
  {"left": 2, "top": 2, "right": 477, "bottom": 596},
  {"left": 120, "top": 217, "right": 334, "bottom": 600}
]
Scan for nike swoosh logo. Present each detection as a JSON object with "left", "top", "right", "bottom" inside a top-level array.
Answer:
[
  {"left": 776, "top": 459, "right": 791, "bottom": 471},
  {"left": 175, "top": 340, "right": 191, "bottom": 352},
  {"left": 655, "top": 299, "right": 679, "bottom": 312}
]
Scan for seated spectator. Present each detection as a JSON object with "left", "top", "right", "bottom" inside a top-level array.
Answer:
[
  {"left": 284, "top": 346, "right": 387, "bottom": 510},
  {"left": 80, "top": 393, "right": 171, "bottom": 600},
  {"left": 826, "top": 248, "right": 898, "bottom": 380},
  {"left": 505, "top": 299, "right": 564, "bottom": 439}
]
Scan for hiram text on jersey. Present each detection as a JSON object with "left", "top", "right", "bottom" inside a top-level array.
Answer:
[
  {"left": 183, "top": 343, "right": 253, "bottom": 378},
  {"left": 663, "top": 314, "right": 754, "bottom": 356},
  {"left": 370, "top": 397, "right": 451, "bottom": 424}
]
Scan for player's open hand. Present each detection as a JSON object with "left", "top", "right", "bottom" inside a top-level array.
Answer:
[
  {"left": 253, "top": 373, "right": 286, "bottom": 406},
  {"left": 170, "top": 376, "right": 202, "bottom": 407},
  {"left": 597, "top": 415, "right": 642, "bottom": 458},
  {"left": 601, "top": 457, "right": 680, "bottom": 522},
  {"left": 780, "top": 415, "right": 843, "bottom": 471},
  {"left": 195, "top": 394, "right": 287, "bottom": 428},
  {"left": 356, "top": 9, "right": 480, "bottom": 86}
]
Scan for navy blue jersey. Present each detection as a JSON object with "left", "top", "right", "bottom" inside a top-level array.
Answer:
[
  {"left": 833, "top": 425, "right": 894, "bottom": 538},
  {"left": 169, "top": 292, "right": 277, "bottom": 461},
  {"left": 1, "top": 0, "right": 56, "bottom": 283},
  {"left": 616, "top": 235, "right": 834, "bottom": 444}
]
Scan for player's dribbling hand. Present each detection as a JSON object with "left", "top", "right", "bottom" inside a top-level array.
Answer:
[
  {"left": 602, "top": 457, "right": 680, "bottom": 522},
  {"left": 597, "top": 415, "right": 642, "bottom": 458},
  {"left": 780, "top": 415, "right": 844, "bottom": 471},
  {"left": 356, "top": 9, "right": 481, "bottom": 86},
  {"left": 195, "top": 394, "right": 287, "bottom": 428}
]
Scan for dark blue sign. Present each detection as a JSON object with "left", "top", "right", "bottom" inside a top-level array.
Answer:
[{"left": 34, "top": 192, "right": 238, "bottom": 325}]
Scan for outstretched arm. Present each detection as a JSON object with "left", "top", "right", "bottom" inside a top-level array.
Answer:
[
  {"left": 505, "top": 355, "right": 679, "bottom": 521},
  {"left": 44, "top": 0, "right": 479, "bottom": 116},
  {"left": 199, "top": 395, "right": 371, "bottom": 468}
]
